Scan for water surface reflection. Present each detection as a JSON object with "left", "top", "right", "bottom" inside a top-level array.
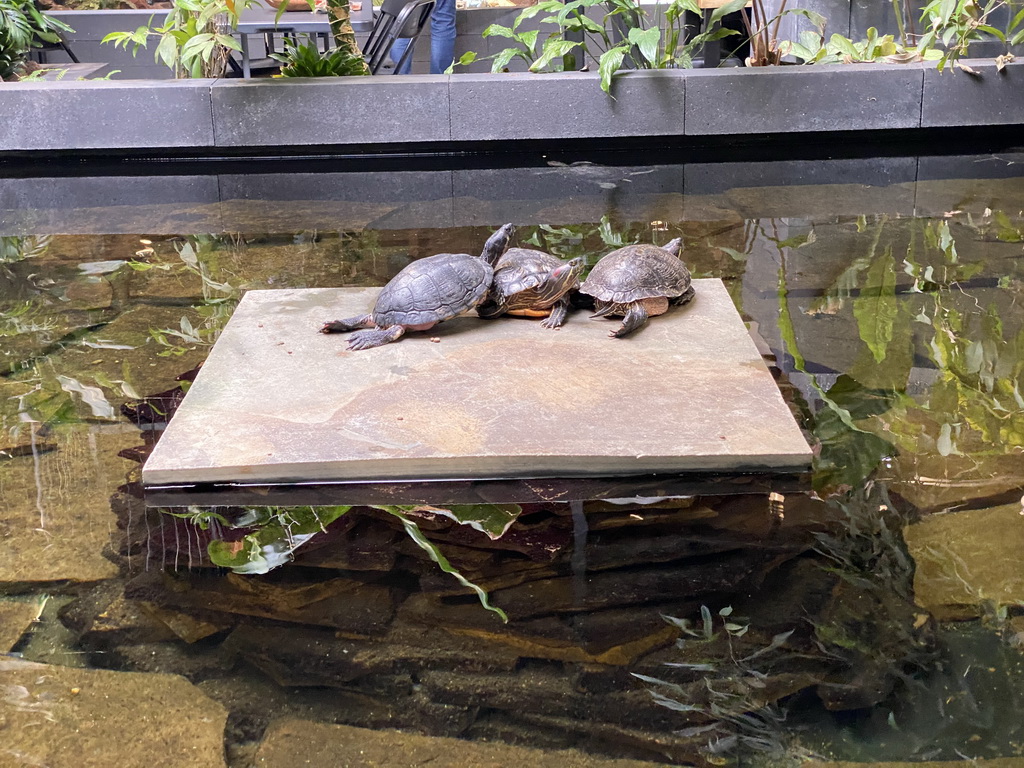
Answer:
[{"left": 2, "top": 159, "right": 1024, "bottom": 766}]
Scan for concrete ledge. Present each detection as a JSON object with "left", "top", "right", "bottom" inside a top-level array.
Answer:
[
  {"left": 684, "top": 63, "right": 925, "bottom": 135},
  {"left": 450, "top": 71, "right": 685, "bottom": 141},
  {"left": 922, "top": 60, "right": 1024, "bottom": 127},
  {"left": 1, "top": 61, "right": 1022, "bottom": 157},
  {"left": 2, "top": 80, "right": 215, "bottom": 151},
  {"left": 211, "top": 77, "right": 451, "bottom": 146}
]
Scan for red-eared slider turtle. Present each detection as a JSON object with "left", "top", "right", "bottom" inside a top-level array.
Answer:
[
  {"left": 321, "top": 223, "right": 513, "bottom": 350},
  {"left": 579, "top": 237, "right": 693, "bottom": 338},
  {"left": 477, "top": 248, "right": 584, "bottom": 329}
]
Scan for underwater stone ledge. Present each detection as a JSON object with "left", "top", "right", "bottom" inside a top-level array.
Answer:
[{"left": 0, "top": 61, "right": 1021, "bottom": 157}]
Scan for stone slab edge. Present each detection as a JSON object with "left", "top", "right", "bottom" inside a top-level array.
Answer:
[{"left": 1, "top": 60, "right": 1021, "bottom": 155}]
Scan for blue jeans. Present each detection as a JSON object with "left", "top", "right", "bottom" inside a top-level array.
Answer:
[{"left": 389, "top": 0, "right": 455, "bottom": 74}]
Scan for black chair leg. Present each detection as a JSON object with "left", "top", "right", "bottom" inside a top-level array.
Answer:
[{"left": 60, "top": 40, "right": 79, "bottom": 63}]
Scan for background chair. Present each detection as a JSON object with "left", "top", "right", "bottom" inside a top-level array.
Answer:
[
  {"left": 30, "top": 33, "right": 79, "bottom": 65},
  {"left": 362, "top": 0, "right": 435, "bottom": 74}
]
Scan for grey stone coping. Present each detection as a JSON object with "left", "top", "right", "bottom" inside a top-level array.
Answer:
[
  {"left": 2, "top": 79, "right": 217, "bottom": 152},
  {"left": 211, "top": 77, "right": 451, "bottom": 146},
  {"left": 922, "top": 60, "right": 1024, "bottom": 127},
  {"left": 449, "top": 70, "right": 685, "bottom": 142},
  {"left": 683, "top": 62, "right": 926, "bottom": 135},
  {"left": 0, "top": 60, "right": 1020, "bottom": 157}
]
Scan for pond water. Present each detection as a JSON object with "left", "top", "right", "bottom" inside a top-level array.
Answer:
[{"left": 2, "top": 152, "right": 1024, "bottom": 767}]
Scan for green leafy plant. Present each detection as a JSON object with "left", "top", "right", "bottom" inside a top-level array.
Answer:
[
  {"left": 270, "top": 38, "right": 369, "bottom": 76},
  {"left": 453, "top": 0, "right": 748, "bottom": 92},
  {"left": 103, "top": 0, "right": 260, "bottom": 78},
  {"left": 785, "top": 26, "right": 943, "bottom": 62},
  {"left": 916, "top": 0, "right": 1023, "bottom": 71},
  {"left": 0, "top": 0, "right": 73, "bottom": 80}
]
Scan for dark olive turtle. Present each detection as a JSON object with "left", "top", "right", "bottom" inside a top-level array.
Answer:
[
  {"left": 477, "top": 248, "right": 584, "bottom": 329},
  {"left": 579, "top": 237, "right": 693, "bottom": 338},
  {"left": 321, "top": 223, "right": 513, "bottom": 350}
]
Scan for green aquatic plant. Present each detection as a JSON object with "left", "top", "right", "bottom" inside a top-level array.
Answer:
[
  {"left": 635, "top": 605, "right": 800, "bottom": 761},
  {"left": 1, "top": 235, "right": 50, "bottom": 266},
  {"left": 147, "top": 236, "right": 241, "bottom": 356},
  {"left": 521, "top": 215, "right": 660, "bottom": 268},
  {"left": 0, "top": 301, "right": 58, "bottom": 338},
  {"left": 173, "top": 502, "right": 521, "bottom": 621},
  {"left": 202, "top": 505, "right": 352, "bottom": 573}
]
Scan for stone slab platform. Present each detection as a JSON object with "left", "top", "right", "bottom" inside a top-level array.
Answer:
[{"left": 142, "top": 279, "right": 811, "bottom": 488}]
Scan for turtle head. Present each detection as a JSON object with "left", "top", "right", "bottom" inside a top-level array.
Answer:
[
  {"left": 480, "top": 223, "right": 515, "bottom": 266},
  {"left": 663, "top": 237, "right": 683, "bottom": 257},
  {"left": 536, "top": 257, "right": 584, "bottom": 305}
]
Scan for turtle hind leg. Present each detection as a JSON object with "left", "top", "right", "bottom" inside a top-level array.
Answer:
[
  {"left": 321, "top": 314, "right": 374, "bottom": 334},
  {"left": 611, "top": 302, "right": 649, "bottom": 338},
  {"left": 671, "top": 286, "right": 696, "bottom": 306},
  {"left": 347, "top": 325, "right": 406, "bottom": 350},
  {"left": 541, "top": 296, "right": 571, "bottom": 329}
]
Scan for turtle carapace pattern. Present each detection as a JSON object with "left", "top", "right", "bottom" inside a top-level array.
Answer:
[
  {"left": 579, "top": 237, "right": 694, "bottom": 338},
  {"left": 320, "top": 223, "right": 513, "bottom": 350},
  {"left": 477, "top": 248, "right": 584, "bottom": 329}
]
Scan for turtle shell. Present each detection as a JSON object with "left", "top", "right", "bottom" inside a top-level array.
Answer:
[
  {"left": 491, "top": 248, "right": 568, "bottom": 302},
  {"left": 580, "top": 243, "right": 691, "bottom": 304},
  {"left": 373, "top": 252, "right": 493, "bottom": 328}
]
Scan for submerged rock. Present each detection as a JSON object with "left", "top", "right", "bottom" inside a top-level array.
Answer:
[
  {"left": 0, "top": 598, "right": 43, "bottom": 651},
  {"left": 252, "top": 718, "right": 674, "bottom": 768},
  {"left": 904, "top": 502, "right": 1024, "bottom": 621},
  {"left": 0, "top": 658, "right": 228, "bottom": 768},
  {"left": 0, "top": 425, "right": 137, "bottom": 584}
]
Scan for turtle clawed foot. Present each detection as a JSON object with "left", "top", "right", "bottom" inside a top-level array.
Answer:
[{"left": 346, "top": 326, "right": 406, "bottom": 351}]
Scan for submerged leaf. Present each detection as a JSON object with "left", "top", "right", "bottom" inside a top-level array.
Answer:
[
  {"left": 429, "top": 503, "right": 522, "bottom": 539},
  {"left": 852, "top": 246, "right": 897, "bottom": 364},
  {"left": 56, "top": 375, "right": 116, "bottom": 419},
  {"left": 379, "top": 507, "right": 508, "bottom": 622}
]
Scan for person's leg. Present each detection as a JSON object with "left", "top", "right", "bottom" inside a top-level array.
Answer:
[
  {"left": 429, "top": 0, "right": 456, "bottom": 74},
  {"left": 390, "top": 38, "right": 413, "bottom": 73}
]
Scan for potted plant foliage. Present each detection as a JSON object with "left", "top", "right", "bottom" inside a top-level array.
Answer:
[{"left": 0, "top": 0, "right": 73, "bottom": 80}]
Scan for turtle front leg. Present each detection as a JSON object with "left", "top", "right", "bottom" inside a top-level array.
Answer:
[
  {"left": 611, "top": 302, "right": 648, "bottom": 338},
  {"left": 321, "top": 314, "right": 374, "bottom": 334},
  {"left": 347, "top": 325, "right": 406, "bottom": 350},
  {"left": 541, "top": 296, "right": 571, "bottom": 329}
]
